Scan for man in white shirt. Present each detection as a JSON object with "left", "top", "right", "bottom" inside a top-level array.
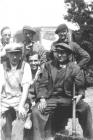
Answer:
[
  {"left": 0, "top": 26, "right": 11, "bottom": 63},
  {"left": 0, "top": 42, "right": 32, "bottom": 140}
]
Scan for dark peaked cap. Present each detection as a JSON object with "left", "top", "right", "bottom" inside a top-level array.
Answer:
[
  {"left": 55, "top": 24, "right": 68, "bottom": 34},
  {"left": 55, "top": 43, "right": 73, "bottom": 53},
  {"left": 23, "top": 26, "right": 36, "bottom": 34}
]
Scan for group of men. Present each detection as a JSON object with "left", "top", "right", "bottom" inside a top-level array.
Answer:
[{"left": 0, "top": 24, "right": 93, "bottom": 140}]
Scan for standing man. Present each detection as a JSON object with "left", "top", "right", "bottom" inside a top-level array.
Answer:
[
  {"left": 31, "top": 43, "right": 93, "bottom": 140},
  {"left": 23, "top": 26, "right": 47, "bottom": 68},
  {"left": 51, "top": 24, "right": 90, "bottom": 69},
  {"left": 0, "top": 26, "right": 11, "bottom": 63}
]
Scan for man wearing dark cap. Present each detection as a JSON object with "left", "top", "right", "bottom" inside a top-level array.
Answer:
[
  {"left": 23, "top": 26, "right": 47, "bottom": 68},
  {"left": 31, "top": 43, "right": 93, "bottom": 140},
  {"left": 51, "top": 23, "right": 90, "bottom": 69}
]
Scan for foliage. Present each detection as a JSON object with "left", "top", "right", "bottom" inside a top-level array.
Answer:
[
  {"left": 64, "top": 0, "right": 93, "bottom": 87},
  {"left": 64, "top": 0, "right": 93, "bottom": 28}
]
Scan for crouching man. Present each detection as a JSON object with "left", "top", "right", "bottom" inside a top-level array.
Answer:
[{"left": 31, "top": 43, "right": 93, "bottom": 140}]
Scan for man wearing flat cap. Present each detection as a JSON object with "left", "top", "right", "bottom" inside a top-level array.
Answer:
[
  {"left": 0, "top": 42, "right": 32, "bottom": 140},
  {"left": 31, "top": 43, "right": 93, "bottom": 140},
  {"left": 51, "top": 23, "right": 90, "bottom": 69},
  {"left": 23, "top": 26, "right": 47, "bottom": 68}
]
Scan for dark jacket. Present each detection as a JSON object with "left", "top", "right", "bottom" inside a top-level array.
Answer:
[{"left": 36, "top": 61, "right": 85, "bottom": 100}]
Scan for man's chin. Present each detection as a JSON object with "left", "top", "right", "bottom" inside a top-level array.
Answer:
[
  {"left": 59, "top": 60, "right": 64, "bottom": 63},
  {"left": 11, "top": 62, "right": 18, "bottom": 66},
  {"left": 32, "top": 67, "right": 37, "bottom": 71}
]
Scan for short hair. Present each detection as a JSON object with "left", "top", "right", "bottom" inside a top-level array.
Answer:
[
  {"left": 1, "top": 26, "right": 10, "bottom": 35},
  {"left": 29, "top": 51, "right": 40, "bottom": 60}
]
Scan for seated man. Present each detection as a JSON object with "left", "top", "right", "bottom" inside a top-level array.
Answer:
[
  {"left": 31, "top": 43, "right": 93, "bottom": 140},
  {"left": 28, "top": 51, "right": 42, "bottom": 103},
  {"left": 0, "top": 42, "right": 32, "bottom": 140},
  {"left": 23, "top": 51, "right": 42, "bottom": 140}
]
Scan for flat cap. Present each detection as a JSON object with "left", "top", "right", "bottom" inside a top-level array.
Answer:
[
  {"left": 55, "top": 43, "right": 72, "bottom": 53},
  {"left": 55, "top": 24, "right": 68, "bottom": 34},
  {"left": 23, "top": 26, "right": 36, "bottom": 34},
  {"left": 5, "top": 42, "right": 24, "bottom": 53}
]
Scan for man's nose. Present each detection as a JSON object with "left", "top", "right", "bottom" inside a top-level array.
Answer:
[
  {"left": 13, "top": 55, "right": 17, "bottom": 59},
  {"left": 26, "top": 34, "right": 30, "bottom": 37},
  {"left": 32, "top": 61, "right": 35, "bottom": 64},
  {"left": 58, "top": 53, "right": 61, "bottom": 57}
]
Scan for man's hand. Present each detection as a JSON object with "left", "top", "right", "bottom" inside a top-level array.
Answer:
[
  {"left": 72, "top": 95, "right": 82, "bottom": 104},
  {"left": 18, "top": 105, "right": 27, "bottom": 118},
  {"left": 38, "top": 98, "right": 47, "bottom": 113}
]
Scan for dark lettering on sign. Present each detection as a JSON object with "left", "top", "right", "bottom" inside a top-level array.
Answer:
[{"left": 43, "top": 31, "right": 56, "bottom": 41}]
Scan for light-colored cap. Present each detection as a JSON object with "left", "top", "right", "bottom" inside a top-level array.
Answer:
[{"left": 5, "top": 42, "right": 24, "bottom": 53}]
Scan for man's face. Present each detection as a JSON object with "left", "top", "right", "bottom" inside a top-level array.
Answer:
[
  {"left": 7, "top": 51, "right": 22, "bottom": 66},
  {"left": 2, "top": 29, "right": 11, "bottom": 44},
  {"left": 58, "top": 29, "right": 68, "bottom": 41},
  {"left": 23, "top": 30, "right": 33, "bottom": 42},
  {"left": 29, "top": 54, "right": 39, "bottom": 71},
  {"left": 53, "top": 49, "right": 69, "bottom": 64}
]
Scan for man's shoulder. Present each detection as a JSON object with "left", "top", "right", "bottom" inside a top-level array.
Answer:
[
  {"left": 0, "top": 63, "right": 4, "bottom": 68},
  {"left": 22, "top": 61, "right": 31, "bottom": 70},
  {"left": 0, "top": 40, "right": 3, "bottom": 50},
  {"left": 44, "top": 60, "right": 53, "bottom": 68},
  {"left": 69, "top": 41, "right": 80, "bottom": 49},
  {"left": 23, "top": 61, "right": 30, "bottom": 66},
  {"left": 0, "top": 63, "right": 4, "bottom": 73},
  {"left": 68, "top": 62, "right": 80, "bottom": 71},
  {"left": 52, "top": 40, "right": 59, "bottom": 46}
]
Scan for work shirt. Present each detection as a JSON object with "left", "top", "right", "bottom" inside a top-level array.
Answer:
[{"left": 0, "top": 61, "right": 32, "bottom": 113}]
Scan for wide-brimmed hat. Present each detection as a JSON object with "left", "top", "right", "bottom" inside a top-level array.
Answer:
[
  {"left": 23, "top": 26, "right": 36, "bottom": 35},
  {"left": 54, "top": 43, "right": 73, "bottom": 53},
  {"left": 55, "top": 24, "right": 68, "bottom": 34},
  {"left": 5, "top": 42, "right": 24, "bottom": 53}
]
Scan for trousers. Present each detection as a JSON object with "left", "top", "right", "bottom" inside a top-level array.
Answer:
[
  {"left": 1, "top": 107, "right": 32, "bottom": 140},
  {"left": 32, "top": 97, "right": 93, "bottom": 140},
  {"left": 1, "top": 107, "right": 16, "bottom": 140}
]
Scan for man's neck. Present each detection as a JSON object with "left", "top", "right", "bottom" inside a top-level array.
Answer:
[
  {"left": 32, "top": 69, "right": 37, "bottom": 78},
  {"left": 11, "top": 64, "right": 17, "bottom": 70},
  {"left": 25, "top": 39, "right": 34, "bottom": 44},
  {"left": 58, "top": 38, "right": 69, "bottom": 44}
]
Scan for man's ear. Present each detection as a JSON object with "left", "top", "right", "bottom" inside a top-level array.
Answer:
[
  {"left": 68, "top": 54, "right": 73, "bottom": 61},
  {"left": 38, "top": 60, "right": 40, "bottom": 65}
]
